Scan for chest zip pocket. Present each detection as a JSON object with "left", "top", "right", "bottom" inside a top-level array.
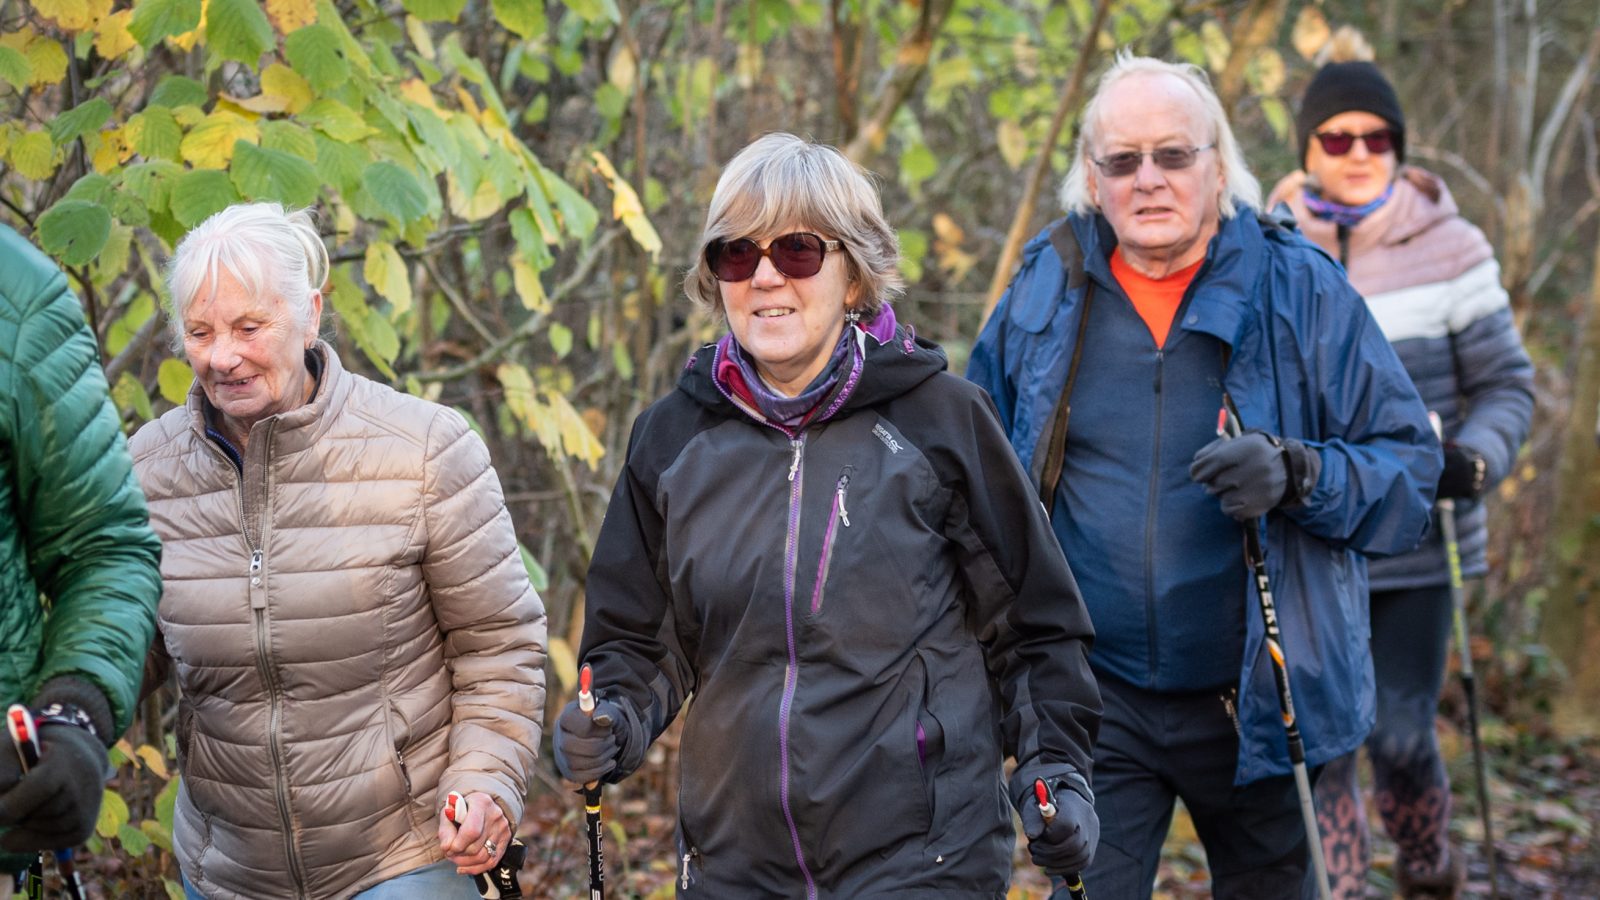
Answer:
[{"left": 811, "top": 467, "right": 854, "bottom": 615}]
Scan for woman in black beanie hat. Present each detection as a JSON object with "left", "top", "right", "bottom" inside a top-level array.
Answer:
[{"left": 1267, "top": 28, "right": 1535, "bottom": 900}]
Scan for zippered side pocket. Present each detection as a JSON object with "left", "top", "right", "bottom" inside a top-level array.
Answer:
[{"left": 810, "top": 467, "right": 854, "bottom": 615}]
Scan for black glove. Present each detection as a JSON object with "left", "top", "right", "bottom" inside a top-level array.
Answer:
[
  {"left": 0, "top": 678, "right": 114, "bottom": 853},
  {"left": 1437, "top": 444, "right": 1487, "bottom": 500},
  {"left": 1019, "top": 780, "right": 1099, "bottom": 875},
  {"left": 552, "top": 696, "right": 642, "bottom": 785},
  {"left": 1189, "top": 430, "right": 1321, "bottom": 521}
]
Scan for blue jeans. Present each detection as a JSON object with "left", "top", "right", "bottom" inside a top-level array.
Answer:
[{"left": 185, "top": 861, "right": 478, "bottom": 899}]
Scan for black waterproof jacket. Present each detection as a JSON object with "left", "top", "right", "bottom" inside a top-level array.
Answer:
[{"left": 580, "top": 321, "right": 1100, "bottom": 898}]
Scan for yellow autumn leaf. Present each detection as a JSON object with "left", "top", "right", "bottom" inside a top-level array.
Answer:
[
  {"left": 91, "top": 126, "right": 132, "bottom": 173},
  {"left": 496, "top": 363, "right": 540, "bottom": 434},
  {"left": 590, "top": 151, "right": 661, "bottom": 260},
  {"left": 996, "top": 119, "right": 1027, "bottom": 170},
  {"left": 134, "top": 744, "right": 170, "bottom": 779},
  {"left": 225, "top": 91, "right": 290, "bottom": 114},
  {"left": 447, "top": 169, "right": 503, "bottom": 222},
  {"left": 265, "top": 0, "right": 316, "bottom": 33},
  {"left": 1291, "top": 6, "right": 1332, "bottom": 61},
  {"left": 92, "top": 8, "right": 137, "bottom": 59},
  {"left": 511, "top": 253, "right": 548, "bottom": 312},
  {"left": 547, "top": 637, "right": 578, "bottom": 692},
  {"left": 0, "top": 124, "right": 15, "bottom": 159},
  {"left": 180, "top": 110, "right": 260, "bottom": 169},
  {"left": 30, "top": 0, "right": 112, "bottom": 32},
  {"left": 114, "top": 738, "right": 139, "bottom": 767},
  {"left": 932, "top": 213, "right": 965, "bottom": 245},
  {"left": 8, "top": 130, "right": 56, "bottom": 180},
  {"left": 261, "top": 63, "right": 314, "bottom": 114},
  {"left": 398, "top": 78, "right": 442, "bottom": 113},
  {"left": 362, "top": 242, "right": 413, "bottom": 319},
  {"left": 454, "top": 86, "right": 481, "bottom": 121},
  {"left": 24, "top": 34, "right": 68, "bottom": 87},
  {"left": 544, "top": 389, "right": 604, "bottom": 468},
  {"left": 405, "top": 15, "right": 435, "bottom": 60}
]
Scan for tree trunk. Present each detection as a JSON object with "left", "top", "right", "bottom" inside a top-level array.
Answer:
[{"left": 1542, "top": 225, "right": 1600, "bottom": 736}]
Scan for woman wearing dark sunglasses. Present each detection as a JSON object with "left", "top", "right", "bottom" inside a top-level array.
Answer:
[
  {"left": 549, "top": 132, "right": 1102, "bottom": 898},
  {"left": 1268, "top": 29, "right": 1534, "bottom": 900}
]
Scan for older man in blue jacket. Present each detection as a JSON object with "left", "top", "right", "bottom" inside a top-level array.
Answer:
[{"left": 969, "top": 53, "right": 1441, "bottom": 899}]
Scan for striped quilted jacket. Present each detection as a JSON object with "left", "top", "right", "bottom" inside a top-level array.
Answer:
[{"left": 1270, "top": 167, "right": 1535, "bottom": 589}]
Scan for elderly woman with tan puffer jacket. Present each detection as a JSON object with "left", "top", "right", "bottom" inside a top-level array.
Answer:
[{"left": 130, "top": 202, "right": 547, "bottom": 900}]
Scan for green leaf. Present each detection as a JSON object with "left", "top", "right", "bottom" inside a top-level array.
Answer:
[
  {"left": 206, "top": 0, "right": 274, "bottom": 63},
  {"left": 157, "top": 358, "right": 193, "bottom": 405},
  {"left": 155, "top": 772, "right": 180, "bottom": 828},
  {"left": 327, "top": 265, "right": 399, "bottom": 378},
  {"left": 0, "top": 46, "right": 32, "bottom": 92},
  {"left": 37, "top": 200, "right": 112, "bottom": 266},
  {"left": 1261, "top": 96, "right": 1292, "bottom": 143},
  {"left": 548, "top": 321, "right": 572, "bottom": 358},
  {"left": 612, "top": 340, "right": 634, "bottom": 379},
  {"left": 492, "top": 0, "right": 546, "bottom": 38},
  {"left": 285, "top": 24, "right": 349, "bottom": 92},
  {"left": 594, "top": 83, "right": 626, "bottom": 119},
  {"left": 518, "top": 543, "right": 549, "bottom": 592},
  {"left": 402, "top": 0, "right": 467, "bottom": 21},
  {"left": 96, "top": 788, "right": 130, "bottom": 839},
  {"left": 9, "top": 131, "right": 56, "bottom": 180},
  {"left": 230, "top": 141, "right": 321, "bottom": 206},
  {"left": 50, "top": 98, "right": 113, "bottom": 147},
  {"left": 312, "top": 133, "right": 370, "bottom": 194},
  {"left": 117, "top": 822, "right": 152, "bottom": 856},
  {"left": 63, "top": 174, "right": 114, "bottom": 206},
  {"left": 562, "top": 0, "right": 619, "bottom": 24},
  {"left": 112, "top": 371, "right": 155, "bottom": 422},
  {"left": 129, "top": 0, "right": 202, "bottom": 49},
  {"left": 899, "top": 143, "right": 938, "bottom": 186},
  {"left": 539, "top": 170, "right": 598, "bottom": 240},
  {"left": 362, "top": 162, "right": 430, "bottom": 224},
  {"left": 107, "top": 292, "right": 155, "bottom": 355},
  {"left": 363, "top": 241, "right": 413, "bottom": 318},
  {"left": 169, "top": 169, "right": 240, "bottom": 227},
  {"left": 129, "top": 107, "right": 183, "bottom": 161},
  {"left": 147, "top": 75, "right": 207, "bottom": 109},
  {"left": 140, "top": 818, "right": 174, "bottom": 853},
  {"left": 163, "top": 878, "right": 184, "bottom": 900},
  {"left": 260, "top": 121, "right": 318, "bottom": 160},
  {"left": 300, "top": 98, "right": 376, "bottom": 142}
]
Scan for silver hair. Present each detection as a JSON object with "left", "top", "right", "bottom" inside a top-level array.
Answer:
[
  {"left": 164, "top": 202, "right": 329, "bottom": 350},
  {"left": 684, "top": 133, "right": 904, "bottom": 320},
  {"left": 1059, "top": 51, "right": 1262, "bottom": 219}
]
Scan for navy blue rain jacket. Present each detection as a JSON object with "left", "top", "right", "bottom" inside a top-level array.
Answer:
[{"left": 968, "top": 207, "right": 1441, "bottom": 784}]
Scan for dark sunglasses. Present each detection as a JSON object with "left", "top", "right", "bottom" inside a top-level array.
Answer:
[
  {"left": 1313, "top": 128, "right": 1396, "bottom": 156},
  {"left": 1092, "top": 144, "right": 1214, "bottom": 178},
  {"left": 706, "top": 232, "right": 842, "bottom": 282}
]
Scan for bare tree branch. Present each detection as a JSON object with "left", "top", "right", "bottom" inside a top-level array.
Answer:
[
  {"left": 842, "top": 0, "right": 957, "bottom": 165},
  {"left": 979, "top": 0, "right": 1115, "bottom": 323}
]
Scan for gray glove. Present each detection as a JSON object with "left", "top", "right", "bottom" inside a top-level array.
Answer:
[
  {"left": 552, "top": 696, "right": 643, "bottom": 785},
  {"left": 1189, "top": 430, "right": 1320, "bottom": 521},
  {"left": 1019, "top": 781, "right": 1098, "bottom": 875},
  {"left": 0, "top": 678, "right": 114, "bottom": 853}
]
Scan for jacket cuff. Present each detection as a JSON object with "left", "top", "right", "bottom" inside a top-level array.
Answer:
[
  {"left": 1279, "top": 437, "right": 1322, "bottom": 509},
  {"left": 32, "top": 676, "right": 116, "bottom": 747},
  {"left": 599, "top": 691, "right": 650, "bottom": 783}
]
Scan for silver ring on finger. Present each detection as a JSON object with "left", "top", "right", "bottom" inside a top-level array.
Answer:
[{"left": 484, "top": 838, "right": 498, "bottom": 856}]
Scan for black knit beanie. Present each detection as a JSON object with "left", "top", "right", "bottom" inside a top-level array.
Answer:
[{"left": 1296, "top": 61, "right": 1405, "bottom": 167}]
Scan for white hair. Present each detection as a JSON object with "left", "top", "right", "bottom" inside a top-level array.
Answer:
[
  {"left": 165, "top": 202, "right": 329, "bottom": 349},
  {"left": 684, "top": 132, "right": 903, "bottom": 320},
  {"left": 1059, "top": 51, "right": 1262, "bottom": 219}
]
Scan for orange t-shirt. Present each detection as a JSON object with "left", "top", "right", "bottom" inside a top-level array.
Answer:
[{"left": 1109, "top": 252, "right": 1203, "bottom": 348}]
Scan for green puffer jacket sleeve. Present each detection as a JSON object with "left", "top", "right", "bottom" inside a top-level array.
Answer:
[{"left": 0, "top": 223, "right": 161, "bottom": 739}]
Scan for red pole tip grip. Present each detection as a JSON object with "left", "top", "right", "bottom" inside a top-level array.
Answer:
[
  {"left": 1216, "top": 408, "right": 1229, "bottom": 435},
  {"left": 1033, "top": 779, "right": 1050, "bottom": 806},
  {"left": 445, "top": 791, "right": 466, "bottom": 824},
  {"left": 580, "top": 664, "right": 592, "bottom": 695}
]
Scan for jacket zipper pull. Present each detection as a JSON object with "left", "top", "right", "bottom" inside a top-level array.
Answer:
[
  {"left": 787, "top": 439, "right": 803, "bottom": 482},
  {"left": 836, "top": 474, "right": 851, "bottom": 527},
  {"left": 681, "top": 852, "right": 692, "bottom": 889},
  {"left": 249, "top": 550, "right": 263, "bottom": 587}
]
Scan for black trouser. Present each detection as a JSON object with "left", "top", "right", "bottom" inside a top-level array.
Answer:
[{"left": 1080, "top": 675, "right": 1320, "bottom": 900}]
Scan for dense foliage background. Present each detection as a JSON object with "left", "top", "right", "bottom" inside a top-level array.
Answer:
[{"left": 3, "top": 0, "right": 1598, "bottom": 895}]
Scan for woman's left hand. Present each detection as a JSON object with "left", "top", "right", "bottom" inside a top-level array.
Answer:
[{"left": 437, "top": 790, "right": 512, "bottom": 875}]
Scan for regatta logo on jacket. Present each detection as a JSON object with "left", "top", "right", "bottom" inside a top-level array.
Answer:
[{"left": 871, "top": 423, "right": 902, "bottom": 453}]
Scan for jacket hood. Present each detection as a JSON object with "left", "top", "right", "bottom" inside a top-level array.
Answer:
[{"left": 678, "top": 307, "right": 948, "bottom": 426}]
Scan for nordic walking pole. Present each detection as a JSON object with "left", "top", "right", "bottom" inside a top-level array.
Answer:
[
  {"left": 1033, "top": 779, "right": 1088, "bottom": 900},
  {"left": 578, "top": 664, "right": 607, "bottom": 900},
  {"left": 1217, "top": 409, "right": 1333, "bottom": 900},
  {"left": 6, "top": 705, "right": 86, "bottom": 900},
  {"left": 444, "top": 791, "right": 527, "bottom": 899},
  {"left": 1429, "top": 412, "right": 1500, "bottom": 899}
]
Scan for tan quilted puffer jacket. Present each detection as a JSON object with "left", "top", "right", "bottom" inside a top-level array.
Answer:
[{"left": 130, "top": 343, "right": 546, "bottom": 900}]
